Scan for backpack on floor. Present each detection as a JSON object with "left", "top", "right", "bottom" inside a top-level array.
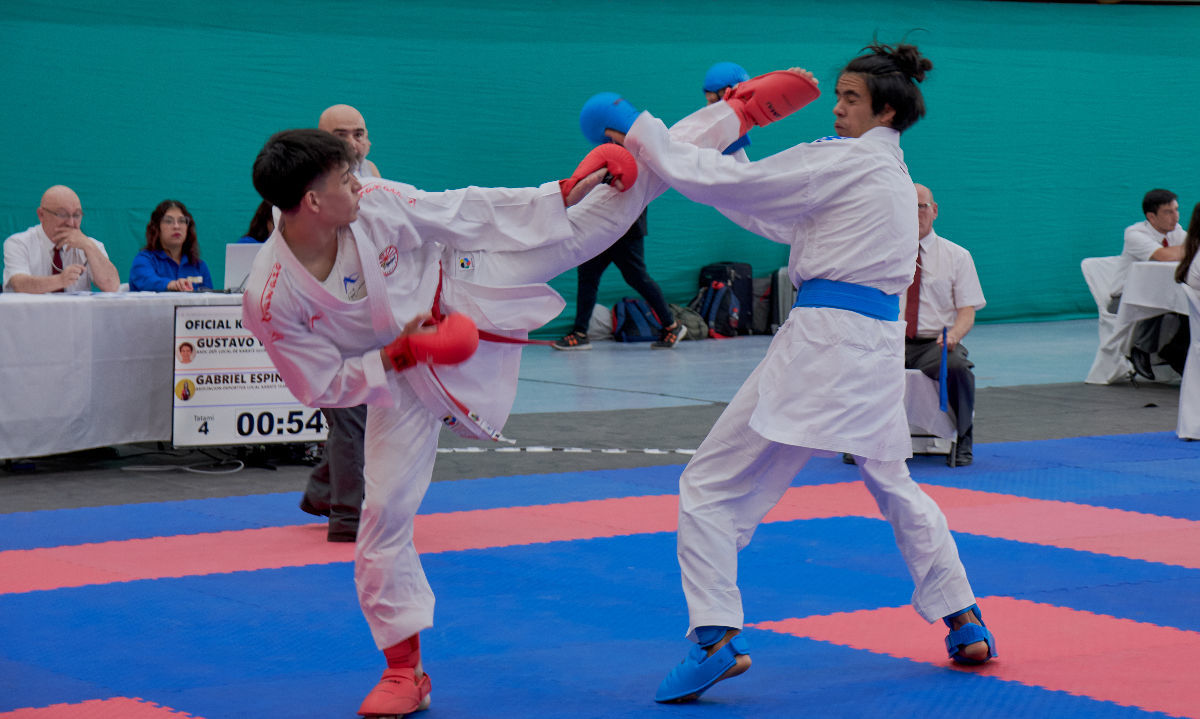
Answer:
[
  {"left": 611, "top": 297, "right": 663, "bottom": 342},
  {"left": 668, "top": 302, "right": 707, "bottom": 341},
  {"left": 688, "top": 281, "right": 741, "bottom": 338},
  {"left": 698, "top": 262, "right": 754, "bottom": 335}
]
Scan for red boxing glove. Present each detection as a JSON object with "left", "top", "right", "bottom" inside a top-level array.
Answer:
[
  {"left": 724, "top": 70, "right": 821, "bottom": 137},
  {"left": 385, "top": 312, "right": 479, "bottom": 372},
  {"left": 558, "top": 143, "right": 639, "bottom": 201}
]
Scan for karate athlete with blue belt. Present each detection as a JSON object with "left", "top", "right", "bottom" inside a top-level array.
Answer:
[{"left": 599, "top": 41, "right": 997, "bottom": 703}]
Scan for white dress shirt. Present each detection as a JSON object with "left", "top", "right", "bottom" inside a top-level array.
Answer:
[
  {"left": 904, "top": 230, "right": 986, "bottom": 339},
  {"left": 3, "top": 224, "right": 109, "bottom": 292},
  {"left": 1115, "top": 219, "right": 1185, "bottom": 295}
]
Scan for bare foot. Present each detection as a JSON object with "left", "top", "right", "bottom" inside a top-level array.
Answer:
[
  {"left": 948, "top": 609, "right": 991, "bottom": 662},
  {"left": 668, "top": 629, "right": 752, "bottom": 703}
]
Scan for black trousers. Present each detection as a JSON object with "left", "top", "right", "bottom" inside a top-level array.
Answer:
[
  {"left": 305, "top": 404, "right": 367, "bottom": 536},
  {"left": 571, "top": 209, "right": 673, "bottom": 332},
  {"left": 1132, "top": 313, "right": 1190, "bottom": 375},
  {"left": 905, "top": 338, "right": 975, "bottom": 443}
]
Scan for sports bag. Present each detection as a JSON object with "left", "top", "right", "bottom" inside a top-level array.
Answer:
[
  {"left": 611, "top": 297, "right": 663, "bottom": 342},
  {"left": 698, "top": 262, "right": 753, "bottom": 335},
  {"left": 688, "top": 281, "right": 741, "bottom": 338}
]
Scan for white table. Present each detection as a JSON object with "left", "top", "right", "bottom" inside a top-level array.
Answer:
[
  {"left": 1117, "top": 261, "right": 1190, "bottom": 324},
  {"left": 0, "top": 291, "right": 244, "bottom": 459}
]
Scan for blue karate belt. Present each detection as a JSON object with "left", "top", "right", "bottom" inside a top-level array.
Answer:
[
  {"left": 792, "top": 278, "right": 900, "bottom": 321},
  {"left": 939, "top": 327, "right": 949, "bottom": 412}
]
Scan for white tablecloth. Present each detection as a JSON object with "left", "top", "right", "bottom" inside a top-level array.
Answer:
[
  {"left": 1117, "top": 261, "right": 1190, "bottom": 324},
  {"left": 0, "top": 291, "right": 244, "bottom": 459}
]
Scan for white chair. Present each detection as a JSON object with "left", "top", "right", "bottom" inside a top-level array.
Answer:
[
  {"left": 1177, "top": 284, "right": 1200, "bottom": 440},
  {"left": 903, "top": 369, "right": 959, "bottom": 463},
  {"left": 1082, "top": 256, "right": 1135, "bottom": 384}
]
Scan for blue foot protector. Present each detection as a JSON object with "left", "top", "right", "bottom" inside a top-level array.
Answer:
[
  {"left": 654, "top": 634, "right": 749, "bottom": 703},
  {"left": 943, "top": 603, "right": 997, "bottom": 665}
]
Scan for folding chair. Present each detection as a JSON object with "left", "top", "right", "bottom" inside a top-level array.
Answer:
[
  {"left": 1081, "top": 256, "right": 1135, "bottom": 384},
  {"left": 1177, "top": 284, "right": 1200, "bottom": 440},
  {"left": 903, "top": 369, "right": 959, "bottom": 465}
]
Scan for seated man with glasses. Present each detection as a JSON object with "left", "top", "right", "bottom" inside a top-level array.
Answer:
[{"left": 3, "top": 185, "right": 120, "bottom": 293}]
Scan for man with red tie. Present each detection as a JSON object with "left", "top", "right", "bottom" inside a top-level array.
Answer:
[
  {"left": 1114, "top": 188, "right": 1188, "bottom": 379},
  {"left": 3, "top": 185, "right": 120, "bottom": 293},
  {"left": 903, "top": 183, "right": 986, "bottom": 466}
]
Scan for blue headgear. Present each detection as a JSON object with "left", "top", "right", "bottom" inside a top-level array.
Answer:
[
  {"left": 579, "top": 92, "right": 641, "bottom": 146},
  {"left": 703, "top": 62, "right": 750, "bottom": 94}
]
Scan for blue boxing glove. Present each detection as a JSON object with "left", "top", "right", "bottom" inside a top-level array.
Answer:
[{"left": 579, "top": 92, "right": 641, "bottom": 146}]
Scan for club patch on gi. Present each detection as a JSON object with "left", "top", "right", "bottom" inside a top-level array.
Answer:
[{"left": 378, "top": 245, "right": 400, "bottom": 276}]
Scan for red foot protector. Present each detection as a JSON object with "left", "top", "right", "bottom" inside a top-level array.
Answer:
[
  {"left": 559, "top": 143, "right": 638, "bottom": 200},
  {"left": 358, "top": 670, "right": 431, "bottom": 717},
  {"left": 386, "top": 313, "right": 479, "bottom": 371},
  {"left": 752, "top": 596, "right": 1200, "bottom": 719},
  {"left": 724, "top": 70, "right": 820, "bottom": 136}
]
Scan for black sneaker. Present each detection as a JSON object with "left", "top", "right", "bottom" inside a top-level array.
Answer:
[
  {"left": 553, "top": 330, "right": 592, "bottom": 351},
  {"left": 651, "top": 322, "right": 687, "bottom": 349}
]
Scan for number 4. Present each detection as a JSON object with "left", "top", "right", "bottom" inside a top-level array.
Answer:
[{"left": 198, "top": 421, "right": 209, "bottom": 435}]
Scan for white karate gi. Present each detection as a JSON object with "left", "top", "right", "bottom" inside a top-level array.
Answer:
[
  {"left": 241, "top": 109, "right": 737, "bottom": 650},
  {"left": 625, "top": 105, "right": 977, "bottom": 638}
]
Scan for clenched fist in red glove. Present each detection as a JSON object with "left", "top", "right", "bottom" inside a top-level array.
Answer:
[
  {"left": 559, "top": 143, "right": 638, "bottom": 206},
  {"left": 384, "top": 312, "right": 479, "bottom": 372},
  {"left": 724, "top": 69, "right": 820, "bottom": 137}
]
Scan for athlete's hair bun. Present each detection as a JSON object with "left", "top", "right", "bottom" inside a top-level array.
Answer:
[{"left": 888, "top": 43, "right": 933, "bottom": 84}]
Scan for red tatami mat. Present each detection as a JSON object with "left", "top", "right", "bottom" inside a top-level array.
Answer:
[
  {"left": 753, "top": 596, "right": 1200, "bottom": 719},
  {"left": 0, "top": 697, "right": 202, "bottom": 718},
  {"left": 4, "top": 483, "right": 1198, "bottom": 595}
]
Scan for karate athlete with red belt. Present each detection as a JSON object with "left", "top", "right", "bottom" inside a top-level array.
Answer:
[
  {"left": 596, "top": 42, "right": 997, "bottom": 703},
  {"left": 240, "top": 113, "right": 743, "bottom": 717}
]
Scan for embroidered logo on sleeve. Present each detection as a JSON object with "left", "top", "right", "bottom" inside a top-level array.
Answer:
[
  {"left": 260, "top": 262, "right": 282, "bottom": 322},
  {"left": 378, "top": 246, "right": 399, "bottom": 276},
  {"left": 360, "top": 184, "right": 417, "bottom": 206},
  {"left": 458, "top": 256, "right": 473, "bottom": 270}
]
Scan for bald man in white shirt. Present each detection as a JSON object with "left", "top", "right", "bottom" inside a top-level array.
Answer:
[
  {"left": 3, "top": 185, "right": 120, "bottom": 293},
  {"left": 319, "top": 104, "right": 381, "bottom": 179},
  {"left": 303, "top": 104, "right": 383, "bottom": 542},
  {"left": 903, "top": 183, "right": 985, "bottom": 466}
]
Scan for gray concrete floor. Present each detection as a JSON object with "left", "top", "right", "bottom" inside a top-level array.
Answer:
[{"left": 1, "top": 318, "right": 1185, "bottom": 514}]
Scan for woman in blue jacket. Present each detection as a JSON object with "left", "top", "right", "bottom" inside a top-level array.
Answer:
[{"left": 129, "top": 200, "right": 212, "bottom": 291}]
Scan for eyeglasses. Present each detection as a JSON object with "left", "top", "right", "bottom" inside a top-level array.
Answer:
[
  {"left": 162, "top": 216, "right": 191, "bottom": 226},
  {"left": 917, "top": 203, "right": 934, "bottom": 210},
  {"left": 41, "top": 207, "right": 83, "bottom": 221}
]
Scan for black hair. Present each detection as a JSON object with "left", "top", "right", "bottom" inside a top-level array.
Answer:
[
  {"left": 841, "top": 41, "right": 932, "bottom": 133},
  {"left": 144, "top": 199, "right": 200, "bottom": 265},
  {"left": 1175, "top": 201, "right": 1200, "bottom": 284},
  {"left": 1143, "top": 188, "right": 1178, "bottom": 217},
  {"left": 245, "top": 199, "right": 274, "bottom": 241},
  {"left": 252, "top": 129, "right": 356, "bottom": 211}
]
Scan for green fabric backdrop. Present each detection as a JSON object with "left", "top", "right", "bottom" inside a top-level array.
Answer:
[{"left": 3, "top": 0, "right": 1198, "bottom": 335}]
